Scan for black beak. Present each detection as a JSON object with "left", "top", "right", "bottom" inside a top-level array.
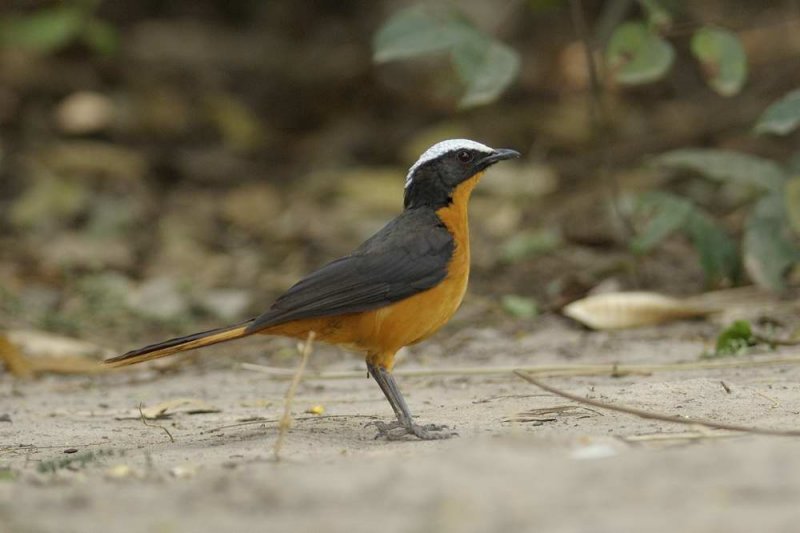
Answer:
[{"left": 476, "top": 148, "right": 520, "bottom": 170}]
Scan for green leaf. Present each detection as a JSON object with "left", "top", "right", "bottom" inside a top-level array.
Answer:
[
  {"left": 684, "top": 209, "right": 739, "bottom": 285},
  {"left": 654, "top": 149, "right": 787, "bottom": 193},
  {"left": 501, "top": 295, "right": 538, "bottom": 319},
  {"left": 632, "top": 191, "right": 739, "bottom": 284},
  {"left": 82, "top": 18, "right": 118, "bottom": 56},
  {"left": 755, "top": 89, "right": 800, "bottom": 136},
  {"left": 785, "top": 177, "right": 800, "bottom": 236},
  {"left": 606, "top": 21, "right": 675, "bottom": 85},
  {"left": 372, "top": 6, "right": 470, "bottom": 62},
  {"left": 631, "top": 192, "right": 693, "bottom": 254},
  {"left": 711, "top": 320, "right": 756, "bottom": 357},
  {"left": 373, "top": 6, "right": 519, "bottom": 106},
  {"left": 690, "top": 27, "right": 747, "bottom": 96},
  {"left": 452, "top": 38, "right": 520, "bottom": 108},
  {"left": 743, "top": 195, "right": 800, "bottom": 290},
  {"left": 0, "top": 6, "right": 85, "bottom": 53}
]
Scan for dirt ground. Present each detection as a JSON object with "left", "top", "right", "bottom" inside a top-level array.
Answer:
[{"left": 3, "top": 316, "right": 800, "bottom": 533}]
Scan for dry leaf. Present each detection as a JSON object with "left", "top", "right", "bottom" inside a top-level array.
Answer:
[
  {"left": 1, "top": 330, "right": 109, "bottom": 377},
  {"left": 0, "top": 334, "right": 34, "bottom": 379},
  {"left": 6, "top": 329, "right": 111, "bottom": 359},
  {"left": 563, "top": 292, "right": 713, "bottom": 330}
]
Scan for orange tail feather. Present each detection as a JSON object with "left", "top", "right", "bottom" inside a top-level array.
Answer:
[{"left": 105, "top": 320, "right": 254, "bottom": 367}]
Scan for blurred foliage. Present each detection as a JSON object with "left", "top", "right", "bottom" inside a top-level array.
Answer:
[
  {"left": 632, "top": 191, "right": 739, "bottom": 286},
  {"left": 743, "top": 195, "right": 800, "bottom": 291},
  {"left": 373, "top": 5, "right": 520, "bottom": 107},
  {"left": 0, "top": 0, "right": 117, "bottom": 56},
  {"left": 707, "top": 320, "right": 756, "bottom": 358},
  {"left": 606, "top": 21, "right": 674, "bottom": 85},
  {"left": 690, "top": 27, "right": 747, "bottom": 97},
  {"left": 501, "top": 294, "right": 539, "bottom": 319},
  {"left": 606, "top": 1, "right": 748, "bottom": 96},
  {"left": 634, "top": 89, "right": 800, "bottom": 291},
  {"left": 755, "top": 89, "right": 800, "bottom": 136},
  {"left": 653, "top": 149, "right": 785, "bottom": 192},
  {"left": 375, "top": 1, "right": 751, "bottom": 106},
  {"left": 500, "top": 229, "right": 563, "bottom": 263},
  {"left": 702, "top": 319, "right": 796, "bottom": 359}
]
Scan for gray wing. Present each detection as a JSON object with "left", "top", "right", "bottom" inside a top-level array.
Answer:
[{"left": 245, "top": 208, "right": 453, "bottom": 332}]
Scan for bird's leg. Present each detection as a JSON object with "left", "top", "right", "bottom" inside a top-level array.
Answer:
[{"left": 366, "top": 362, "right": 456, "bottom": 441}]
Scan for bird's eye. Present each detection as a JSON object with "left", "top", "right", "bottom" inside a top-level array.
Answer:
[{"left": 456, "top": 150, "right": 473, "bottom": 163}]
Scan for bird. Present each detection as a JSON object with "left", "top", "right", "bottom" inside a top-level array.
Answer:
[{"left": 105, "top": 139, "right": 520, "bottom": 440}]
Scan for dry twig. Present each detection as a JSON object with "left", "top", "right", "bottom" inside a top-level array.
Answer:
[
  {"left": 273, "top": 331, "right": 315, "bottom": 460},
  {"left": 138, "top": 402, "right": 174, "bottom": 443},
  {"left": 621, "top": 431, "right": 742, "bottom": 443},
  {"left": 241, "top": 353, "right": 800, "bottom": 381},
  {"left": 514, "top": 371, "right": 800, "bottom": 437}
]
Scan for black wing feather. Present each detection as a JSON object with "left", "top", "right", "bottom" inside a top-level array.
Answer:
[{"left": 246, "top": 208, "right": 453, "bottom": 332}]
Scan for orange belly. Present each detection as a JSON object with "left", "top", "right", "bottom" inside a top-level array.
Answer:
[
  {"left": 260, "top": 261, "right": 468, "bottom": 369},
  {"left": 261, "top": 172, "right": 481, "bottom": 370}
]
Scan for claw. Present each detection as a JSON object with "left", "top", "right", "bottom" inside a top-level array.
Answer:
[
  {"left": 369, "top": 419, "right": 457, "bottom": 441},
  {"left": 365, "top": 362, "right": 458, "bottom": 441}
]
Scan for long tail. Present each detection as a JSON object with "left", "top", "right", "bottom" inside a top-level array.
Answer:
[{"left": 105, "top": 319, "right": 255, "bottom": 367}]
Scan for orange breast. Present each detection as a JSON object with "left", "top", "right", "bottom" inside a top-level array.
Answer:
[{"left": 262, "top": 172, "right": 483, "bottom": 369}]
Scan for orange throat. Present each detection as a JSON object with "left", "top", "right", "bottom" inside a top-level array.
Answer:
[{"left": 434, "top": 171, "right": 483, "bottom": 254}]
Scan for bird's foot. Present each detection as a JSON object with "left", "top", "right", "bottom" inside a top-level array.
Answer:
[{"left": 368, "top": 420, "right": 457, "bottom": 441}]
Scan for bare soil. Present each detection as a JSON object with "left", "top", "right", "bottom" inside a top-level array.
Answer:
[{"left": 3, "top": 317, "right": 800, "bottom": 533}]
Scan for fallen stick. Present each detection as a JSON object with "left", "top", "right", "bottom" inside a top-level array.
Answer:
[
  {"left": 240, "top": 352, "right": 800, "bottom": 381},
  {"left": 514, "top": 370, "right": 800, "bottom": 437},
  {"left": 621, "top": 431, "right": 741, "bottom": 443}
]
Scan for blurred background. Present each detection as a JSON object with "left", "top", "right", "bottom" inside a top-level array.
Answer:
[{"left": 1, "top": 0, "right": 799, "bottom": 364}]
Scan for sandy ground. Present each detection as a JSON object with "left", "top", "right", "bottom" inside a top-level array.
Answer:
[{"left": 3, "top": 318, "right": 800, "bottom": 533}]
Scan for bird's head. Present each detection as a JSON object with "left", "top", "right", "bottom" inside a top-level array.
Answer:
[{"left": 403, "top": 139, "right": 520, "bottom": 210}]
